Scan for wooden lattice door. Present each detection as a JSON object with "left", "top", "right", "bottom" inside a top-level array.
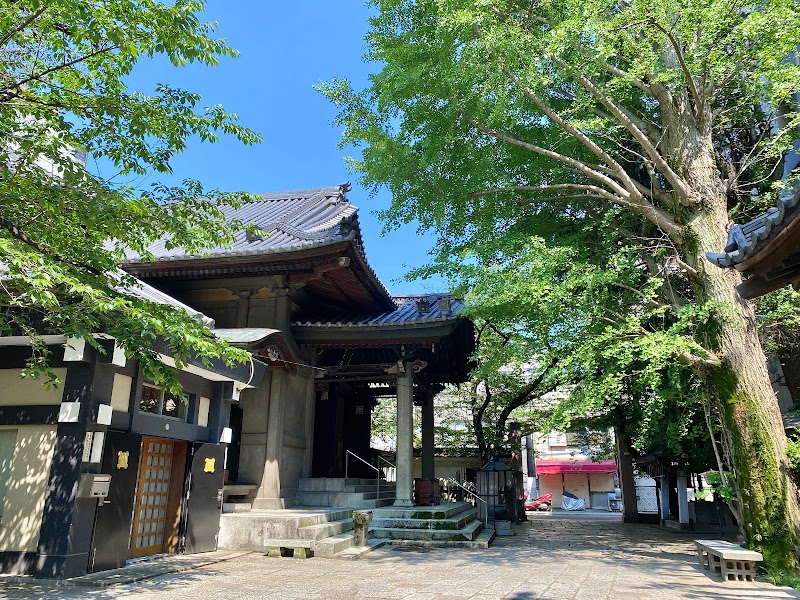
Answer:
[{"left": 129, "top": 437, "right": 175, "bottom": 558}]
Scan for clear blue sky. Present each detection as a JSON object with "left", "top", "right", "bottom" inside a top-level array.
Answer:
[{"left": 118, "top": 1, "right": 443, "bottom": 295}]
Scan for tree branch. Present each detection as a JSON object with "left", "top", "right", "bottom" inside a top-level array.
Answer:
[
  {"left": 467, "top": 116, "right": 685, "bottom": 242},
  {"left": 0, "top": 44, "right": 119, "bottom": 99},
  {"left": 549, "top": 56, "right": 695, "bottom": 205},
  {"left": 601, "top": 62, "right": 655, "bottom": 96},
  {"left": 649, "top": 19, "right": 705, "bottom": 128},
  {"left": 494, "top": 357, "right": 560, "bottom": 443},
  {"left": 0, "top": 216, "right": 102, "bottom": 276},
  {"left": 0, "top": 5, "right": 48, "bottom": 48},
  {"left": 467, "top": 184, "right": 619, "bottom": 203},
  {"left": 504, "top": 68, "right": 645, "bottom": 198}
]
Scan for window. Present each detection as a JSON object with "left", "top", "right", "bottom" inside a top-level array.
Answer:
[
  {"left": 0, "top": 430, "right": 17, "bottom": 518},
  {"left": 140, "top": 384, "right": 194, "bottom": 422}
]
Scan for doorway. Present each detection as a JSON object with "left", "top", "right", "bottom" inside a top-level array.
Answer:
[{"left": 129, "top": 437, "right": 185, "bottom": 559}]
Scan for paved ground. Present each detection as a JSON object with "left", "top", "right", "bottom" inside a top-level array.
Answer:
[{"left": 1, "top": 517, "right": 797, "bottom": 600}]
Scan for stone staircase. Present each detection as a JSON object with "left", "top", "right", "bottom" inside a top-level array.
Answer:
[
  {"left": 218, "top": 508, "right": 356, "bottom": 555},
  {"left": 219, "top": 481, "right": 494, "bottom": 558},
  {"left": 370, "top": 502, "right": 494, "bottom": 548},
  {"left": 298, "top": 477, "right": 396, "bottom": 509}
]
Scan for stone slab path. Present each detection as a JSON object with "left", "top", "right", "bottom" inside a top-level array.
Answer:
[{"left": 0, "top": 518, "right": 797, "bottom": 599}]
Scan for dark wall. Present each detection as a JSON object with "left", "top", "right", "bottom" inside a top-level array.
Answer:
[{"left": 312, "top": 385, "right": 343, "bottom": 478}]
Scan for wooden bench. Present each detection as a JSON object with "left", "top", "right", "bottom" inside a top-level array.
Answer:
[{"left": 694, "top": 539, "right": 763, "bottom": 583}]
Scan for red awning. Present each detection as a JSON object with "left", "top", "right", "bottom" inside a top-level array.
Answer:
[{"left": 536, "top": 460, "right": 617, "bottom": 475}]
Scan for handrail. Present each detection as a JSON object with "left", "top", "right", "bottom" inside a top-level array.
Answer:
[
  {"left": 345, "top": 450, "right": 383, "bottom": 501},
  {"left": 445, "top": 478, "right": 487, "bottom": 504},
  {"left": 345, "top": 450, "right": 379, "bottom": 478}
]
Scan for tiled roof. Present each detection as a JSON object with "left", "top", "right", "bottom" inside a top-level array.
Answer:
[
  {"left": 121, "top": 183, "right": 364, "bottom": 263},
  {"left": 292, "top": 294, "right": 464, "bottom": 328},
  {"left": 706, "top": 181, "right": 800, "bottom": 268}
]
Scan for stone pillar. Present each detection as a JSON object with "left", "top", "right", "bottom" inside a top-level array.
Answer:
[
  {"left": 615, "top": 428, "right": 640, "bottom": 523},
  {"left": 659, "top": 476, "right": 670, "bottom": 522},
  {"left": 677, "top": 471, "right": 690, "bottom": 525},
  {"left": 393, "top": 364, "right": 414, "bottom": 507},
  {"left": 252, "top": 369, "right": 285, "bottom": 509},
  {"left": 421, "top": 392, "right": 435, "bottom": 480}
]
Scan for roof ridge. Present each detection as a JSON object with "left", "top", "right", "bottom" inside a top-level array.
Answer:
[{"left": 256, "top": 184, "right": 348, "bottom": 202}]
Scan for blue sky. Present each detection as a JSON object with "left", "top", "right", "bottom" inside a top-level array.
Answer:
[{"left": 117, "top": 1, "right": 443, "bottom": 295}]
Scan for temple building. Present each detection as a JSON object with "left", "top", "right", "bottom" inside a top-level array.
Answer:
[{"left": 0, "top": 184, "right": 475, "bottom": 577}]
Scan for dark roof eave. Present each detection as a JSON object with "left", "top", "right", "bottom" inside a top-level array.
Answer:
[{"left": 291, "top": 319, "right": 462, "bottom": 345}]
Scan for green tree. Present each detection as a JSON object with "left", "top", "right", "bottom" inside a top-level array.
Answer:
[
  {"left": 0, "top": 0, "right": 262, "bottom": 391},
  {"left": 322, "top": 0, "right": 800, "bottom": 568}
]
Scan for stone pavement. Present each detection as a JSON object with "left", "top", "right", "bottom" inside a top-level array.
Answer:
[{"left": 0, "top": 517, "right": 797, "bottom": 600}]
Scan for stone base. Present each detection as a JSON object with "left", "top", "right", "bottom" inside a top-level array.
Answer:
[
  {"left": 393, "top": 499, "right": 414, "bottom": 507},
  {"left": 252, "top": 496, "right": 299, "bottom": 510}
]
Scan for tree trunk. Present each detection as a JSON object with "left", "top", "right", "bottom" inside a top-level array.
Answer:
[
  {"left": 689, "top": 199, "right": 800, "bottom": 569},
  {"left": 658, "top": 82, "right": 800, "bottom": 568}
]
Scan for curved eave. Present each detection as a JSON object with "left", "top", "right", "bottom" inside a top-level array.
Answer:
[{"left": 214, "top": 328, "right": 301, "bottom": 374}]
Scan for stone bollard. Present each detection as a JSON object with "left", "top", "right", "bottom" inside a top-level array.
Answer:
[{"left": 352, "top": 510, "right": 373, "bottom": 547}]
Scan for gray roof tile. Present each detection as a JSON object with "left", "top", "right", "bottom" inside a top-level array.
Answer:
[
  {"left": 707, "top": 181, "right": 800, "bottom": 268},
  {"left": 292, "top": 294, "right": 464, "bottom": 328},
  {"left": 121, "top": 184, "right": 362, "bottom": 263}
]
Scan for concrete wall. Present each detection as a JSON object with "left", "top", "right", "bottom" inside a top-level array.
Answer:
[
  {"left": 0, "top": 425, "right": 57, "bottom": 552},
  {"left": 412, "top": 456, "right": 481, "bottom": 480},
  {"left": 0, "top": 370, "right": 67, "bottom": 406}
]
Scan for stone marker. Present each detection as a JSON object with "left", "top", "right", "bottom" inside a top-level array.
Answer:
[{"left": 352, "top": 510, "right": 373, "bottom": 546}]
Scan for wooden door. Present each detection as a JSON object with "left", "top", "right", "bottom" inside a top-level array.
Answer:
[{"left": 129, "top": 437, "right": 175, "bottom": 558}]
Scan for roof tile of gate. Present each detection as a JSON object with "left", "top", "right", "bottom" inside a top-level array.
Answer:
[{"left": 292, "top": 294, "right": 464, "bottom": 327}]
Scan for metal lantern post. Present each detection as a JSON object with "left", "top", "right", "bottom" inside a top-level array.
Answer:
[{"left": 477, "top": 461, "right": 515, "bottom": 535}]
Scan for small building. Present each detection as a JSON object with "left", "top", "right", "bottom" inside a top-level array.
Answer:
[
  {"left": 528, "top": 430, "right": 617, "bottom": 509},
  {"left": 0, "top": 280, "right": 267, "bottom": 578}
]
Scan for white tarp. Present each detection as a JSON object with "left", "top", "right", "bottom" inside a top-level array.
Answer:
[{"left": 561, "top": 492, "right": 586, "bottom": 511}]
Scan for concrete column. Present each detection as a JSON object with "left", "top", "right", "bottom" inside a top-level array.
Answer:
[
  {"left": 394, "top": 364, "right": 414, "bottom": 507},
  {"left": 252, "top": 369, "right": 285, "bottom": 509},
  {"left": 677, "top": 471, "right": 690, "bottom": 525},
  {"left": 660, "top": 476, "right": 670, "bottom": 522},
  {"left": 421, "top": 392, "right": 435, "bottom": 480}
]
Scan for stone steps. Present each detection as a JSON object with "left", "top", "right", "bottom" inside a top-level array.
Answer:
[
  {"left": 373, "top": 502, "right": 473, "bottom": 520},
  {"left": 366, "top": 502, "right": 491, "bottom": 548},
  {"left": 371, "top": 519, "right": 484, "bottom": 542},
  {"left": 381, "top": 528, "right": 496, "bottom": 549},
  {"left": 298, "top": 478, "right": 396, "bottom": 509},
  {"left": 218, "top": 508, "right": 353, "bottom": 551},
  {"left": 371, "top": 507, "right": 477, "bottom": 531},
  {"left": 299, "top": 490, "right": 395, "bottom": 507},
  {"left": 299, "top": 478, "right": 392, "bottom": 492},
  {"left": 296, "top": 518, "right": 354, "bottom": 541}
]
